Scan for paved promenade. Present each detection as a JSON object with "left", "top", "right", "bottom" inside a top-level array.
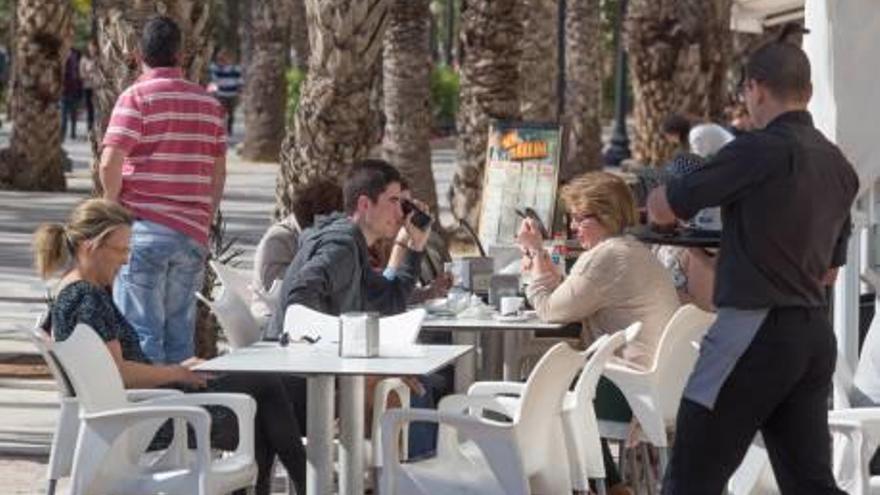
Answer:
[{"left": 0, "top": 123, "right": 457, "bottom": 493}]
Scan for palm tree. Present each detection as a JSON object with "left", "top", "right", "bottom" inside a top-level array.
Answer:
[
  {"left": 289, "top": 0, "right": 309, "bottom": 71},
  {"left": 562, "top": 0, "right": 603, "bottom": 177},
  {"left": 90, "top": 0, "right": 214, "bottom": 194},
  {"left": 518, "top": 0, "right": 557, "bottom": 123},
  {"left": 239, "top": 0, "right": 289, "bottom": 162},
  {"left": 0, "top": 0, "right": 71, "bottom": 191},
  {"left": 625, "top": 0, "right": 733, "bottom": 166},
  {"left": 450, "top": 0, "right": 522, "bottom": 228},
  {"left": 276, "top": 0, "right": 391, "bottom": 218},
  {"left": 383, "top": 0, "right": 437, "bottom": 212}
]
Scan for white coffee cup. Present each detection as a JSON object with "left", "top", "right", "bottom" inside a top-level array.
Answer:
[{"left": 500, "top": 296, "right": 525, "bottom": 316}]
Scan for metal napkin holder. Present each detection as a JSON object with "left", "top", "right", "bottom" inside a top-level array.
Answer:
[{"left": 339, "top": 312, "right": 379, "bottom": 358}]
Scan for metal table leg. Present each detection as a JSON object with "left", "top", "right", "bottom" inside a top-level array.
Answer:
[
  {"left": 339, "top": 375, "right": 365, "bottom": 495},
  {"left": 306, "top": 375, "right": 335, "bottom": 495},
  {"left": 453, "top": 332, "right": 478, "bottom": 393},
  {"left": 502, "top": 331, "right": 521, "bottom": 381}
]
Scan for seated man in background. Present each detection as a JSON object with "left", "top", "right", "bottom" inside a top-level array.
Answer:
[
  {"left": 272, "top": 159, "right": 428, "bottom": 327},
  {"left": 251, "top": 178, "right": 342, "bottom": 327}
]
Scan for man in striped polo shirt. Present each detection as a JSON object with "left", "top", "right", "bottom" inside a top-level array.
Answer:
[{"left": 98, "top": 16, "right": 227, "bottom": 364}]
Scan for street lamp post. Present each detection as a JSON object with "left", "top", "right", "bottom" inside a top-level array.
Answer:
[
  {"left": 557, "top": 0, "right": 567, "bottom": 122},
  {"left": 604, "top": 0, "right": 631, "bottom": 166}
]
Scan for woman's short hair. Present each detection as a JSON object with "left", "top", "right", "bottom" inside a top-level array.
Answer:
[
  {"left": 560, "top": 171, "right": 638, "bottom": 235},
  {"left": 33, "top": 199, "right": 133, "bottom": 278},
  {"left": 292, "top": 178, "right": 343, "bottom": 229}
]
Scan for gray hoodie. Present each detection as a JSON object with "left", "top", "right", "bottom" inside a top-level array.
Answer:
[{"left": 266, "top": 212, "right": 423, "bottom": 339}]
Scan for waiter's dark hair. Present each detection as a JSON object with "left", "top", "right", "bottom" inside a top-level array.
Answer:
[{"left": 744, "top": 29, "right": 811, "bottom": 103}]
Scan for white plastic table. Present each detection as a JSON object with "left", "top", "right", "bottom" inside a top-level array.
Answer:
[
  {"left": 421, "top": 314, "right": 564, "bottom": 391},
  {"left": 194, "top": 342, "right": 472, "bottom": 495}
]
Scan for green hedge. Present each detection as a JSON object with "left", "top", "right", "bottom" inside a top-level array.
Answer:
[
  {"left": 286, "top": 67, "right": 307, "bottom": 120},
  {"left": 430, "top": 65, "right": 460, "bottom": 131}
]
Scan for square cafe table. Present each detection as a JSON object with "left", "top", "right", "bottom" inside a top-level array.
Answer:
[
  {"left": 421, "top": 314, "right": 564, "bottom": 392},
  {"left": 195, "top": 342, "right": 472, "bottom": 495}
]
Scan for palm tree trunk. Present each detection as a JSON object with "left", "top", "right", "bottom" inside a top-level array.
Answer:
[
  {"left": 450, "top": 0, "right": 522, "bottom": 228},
  {"left": 89, "top": 0, "right": 214, "bottom": 195},
  {"left": 289, "top": 0, "right": 310, "bottom": 71},
  {"left": 625, "top": 0, "right": 732, "bottom": 166},
  {"left": 518, "top": 0, "right": 557, "bottom": 123},
  {"left": 239, "top": 0, "right": 289, "bottom": 162},
  {"left": 382, "top": 0, "right": 437, "bottom": 212},
  {"left": 276, "top": 0, "right": 391, "bottom": 218},
  {"left": 0, "top": 0, "right": 71, "bottom": 191},
  {"left": 561, "top": 0, "right": 602, "bottom": 178}
]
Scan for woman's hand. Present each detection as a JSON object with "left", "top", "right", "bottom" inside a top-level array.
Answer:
[
  {"left": 516, "top": 218, "right": 543, "bottom": 254},
  {"left": 172, "top": 363, "right": 210, "bottom": 389}
]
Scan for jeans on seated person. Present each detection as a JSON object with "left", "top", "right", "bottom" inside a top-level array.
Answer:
[{"left": 114, "top": 220, "right": 207, "bottom": 364}]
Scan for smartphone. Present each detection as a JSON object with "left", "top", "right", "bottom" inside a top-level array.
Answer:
[
  {"left": 401, "top": 199, "right": 432, "bottom": 230},
  {"left": 515, "top": 207, "right": 549, "bottom": 239}
]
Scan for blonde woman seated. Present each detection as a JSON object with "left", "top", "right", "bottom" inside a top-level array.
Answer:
[
  {"left": 516, "top": 171, "right": 680, "bottom": 494},
  {"left": 34, "top": 199, "right": 305, "bottom": 495}
]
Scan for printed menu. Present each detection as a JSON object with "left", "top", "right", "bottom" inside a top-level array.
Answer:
[{"left": 478, "top": 121, "right": 562, "bottom": 247}]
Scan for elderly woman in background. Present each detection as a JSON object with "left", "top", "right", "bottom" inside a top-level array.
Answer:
[
  {"left": 517, "top": 171, "right": 681, "bottom": 495},
  {"left": 518, "top": 171, "right": 680, "bottom": 368},
  {"left": 33, "top": 199, "right": 306, "bottom": 495}
]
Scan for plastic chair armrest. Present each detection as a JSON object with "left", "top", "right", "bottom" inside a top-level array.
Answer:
[
  {"left": 126, "top": 389, "right": 185, "bottom": 402},
  {"left": 380, "top": 408, "right": 527, "bottom": 495},
  {"left": 438, "top": 393, "right": 518, "bottom": 419},
  {"left": 467, "top": 381, "right": 526, "bottom": 397},
  {"left": 82, "top": 404, "right": 213, "bottom": 469},
  {"left": 143, "top": 392, "right": 257, "bottom": 458}
]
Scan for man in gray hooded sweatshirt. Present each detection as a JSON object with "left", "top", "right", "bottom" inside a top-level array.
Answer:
[{"left": 270, "top": 159, "right": 429, "bottom": 335}]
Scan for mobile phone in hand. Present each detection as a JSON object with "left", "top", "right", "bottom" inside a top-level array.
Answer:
[{"left": 402, "top": 199, "right": 432, "bottom": 230}]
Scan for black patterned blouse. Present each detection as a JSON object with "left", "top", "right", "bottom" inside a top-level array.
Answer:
[{"left": 51, "top": 280, "right": 152, "bottom": 364}]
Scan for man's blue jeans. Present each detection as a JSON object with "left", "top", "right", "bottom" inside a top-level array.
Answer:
[{"left": 114, "top": 220, "right": 207, "bottom": 364}]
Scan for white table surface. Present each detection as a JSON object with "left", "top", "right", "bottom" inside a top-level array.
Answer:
[
  {"left": 421, "top": 314, "right": 567, "bottom": 391},
  {"left": 194, "top": 342, "right": 472, "bottom": 495},
  {"left": 422, "top": 314, "right": 564, "bottom": 331},
  {"left": 194, "top": 341, "right": 472, "bottom": 376}
]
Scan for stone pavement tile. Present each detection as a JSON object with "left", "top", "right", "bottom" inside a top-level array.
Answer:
[{"left": 0, "top": 454, "right": 68, "bottom": 494}]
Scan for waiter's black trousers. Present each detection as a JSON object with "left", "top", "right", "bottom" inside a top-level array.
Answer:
[{"left": 662, "top": 307, "right": 845, "bottom": 495}]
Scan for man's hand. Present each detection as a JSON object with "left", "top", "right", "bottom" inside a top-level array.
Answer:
[
  {"left": 820, "top": 267, "right": 839, "bottom": 286},
  {"left": 403, "top": 198, "right": 431, "bottom": 252},
  {"left": 647, "top": 186, "right": 677, "bottom": 231}
]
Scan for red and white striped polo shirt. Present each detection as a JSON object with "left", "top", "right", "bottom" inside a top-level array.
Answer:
[{"left": 103, "top": 67, "right": 226, "bottom": 245}]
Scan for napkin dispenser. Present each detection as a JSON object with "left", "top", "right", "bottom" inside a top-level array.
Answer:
[
  {"left": 451, "top": 257, "right": 494, "bottom": 295},
  {"left": 489, "top": 274, "right": 520, "bottom": 309},
  {"left": 339, "top": 312, "right": 379, "bottom": 358}
]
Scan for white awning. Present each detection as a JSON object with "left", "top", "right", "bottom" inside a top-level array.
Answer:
[{"left": 731, "top": 0, "right": 805, "bottom": 33}]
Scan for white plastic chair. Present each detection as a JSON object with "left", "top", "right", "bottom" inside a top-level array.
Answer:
[
  {"left": 600, "top": 304, "right": 716, "bottom": 474},
  {"left": 282, "top": 304, "right": 415, "bottom": 488},
  {"left": 466, "top": 322, "right": 642, "bottom": 494},
  {"left": 196, "top": 263, "right": 262, "bottom": 349},
  {"left": 25, "top": 320, "right": 189, "bottom": 495},
  {"left": 50, "top": 323, "right": 258, "bottom": 495},
  {"left": 728, "top": 356, "right": 880, "bottom": 495},
  {"left": 380, "top": 342, "right": 587, "bottom": 495}
]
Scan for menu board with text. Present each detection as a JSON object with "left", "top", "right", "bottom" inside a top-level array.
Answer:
[{"left": 477, "top": 121, "right": 561, "bottom": 247}]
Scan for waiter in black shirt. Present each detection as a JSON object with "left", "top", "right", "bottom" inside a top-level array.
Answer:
[{"left": 648, "top": 40, "right": 859, "bottom": 493}]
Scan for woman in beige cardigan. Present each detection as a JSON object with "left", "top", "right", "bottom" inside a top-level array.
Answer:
[{"left": 517, "top": 171, "right": 680, "bottom": 494}]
